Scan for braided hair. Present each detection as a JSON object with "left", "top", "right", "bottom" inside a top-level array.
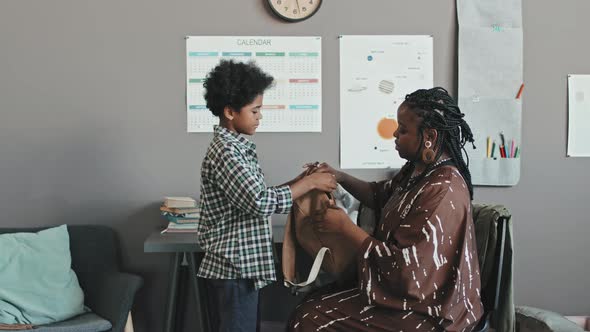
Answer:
[{"left": 401, "top": 87, "right": 476, "bottom": 199}]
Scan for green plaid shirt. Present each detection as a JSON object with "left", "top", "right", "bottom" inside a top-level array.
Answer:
[{"left": 196, "top": 125, "right": 293, "bottom": 289}]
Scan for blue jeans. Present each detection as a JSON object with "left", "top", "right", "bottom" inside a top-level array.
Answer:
[{"left": 204, "top": 279, "right": 259, "bottom": 332}]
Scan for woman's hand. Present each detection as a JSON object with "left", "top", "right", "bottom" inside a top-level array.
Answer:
[
  {"left": 312, "top": 203, "right": 348, "bottom": 233},
  {"left": 288, "top": 164, "right": 337, "bottom": 200},
  {"left": 287, "top": 163, "right": 320, "bottom": 186},
  {"left": 309, "top": 162, "right": 343, "bottom": 182}
]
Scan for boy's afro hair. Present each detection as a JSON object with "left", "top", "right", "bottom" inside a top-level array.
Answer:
[{"left": 203, "top": 60, "right": 274, "bottom": 117}]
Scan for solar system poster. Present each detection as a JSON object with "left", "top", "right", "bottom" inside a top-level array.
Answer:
[{"left": 339, "top": 35, "right": 433, "bottom": 169}]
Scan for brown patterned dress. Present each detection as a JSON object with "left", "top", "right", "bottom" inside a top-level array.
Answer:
[{"left": 287, "top": 165, "right": 484, "bottom": 331}]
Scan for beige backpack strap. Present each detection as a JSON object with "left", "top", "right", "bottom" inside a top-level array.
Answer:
[
  {"left": 282, "top": 209, "right": 297, "bottom": 285},
  {"left": 284, "top": 247, "right": 330, "bottom": 288},
  {"left": 282, "top": 190, "right": 337, "bottom": 290}
]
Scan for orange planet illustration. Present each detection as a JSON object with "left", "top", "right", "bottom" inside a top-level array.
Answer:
[{"left": 377, "top": 118, "right": 398, "bottom": 140}]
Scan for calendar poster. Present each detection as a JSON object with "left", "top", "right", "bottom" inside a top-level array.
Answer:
[
  {"left": 339, "top": 35, "right": 433, "bottom": 169},
  {"left": 186, "top": 36, "right": 322, "bottom": 132}
]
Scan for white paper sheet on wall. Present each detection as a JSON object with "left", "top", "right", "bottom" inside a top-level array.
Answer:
[
  {"left": 186, "top": 36, "right": 322, "bottom": 133},
  {"left": 457, "top": 0, "right": 523, "bottom": 186},
  {"left": 339, "top": 35, "right": 433, "bottom": 169},
  {"left": 568, "top": 75, "right": 590, "bottom": 157}
]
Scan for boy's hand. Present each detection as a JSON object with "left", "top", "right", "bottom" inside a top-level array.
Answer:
[
  {"left": 301, "top": 161, "right": 321, "bottom": 176},
  {"left": 292, "top": 169, "right": 308, "bottom": 182},
  {"left": 306, "top": 172, "right": 337, "bottom": 192},
  {"left": 289, "top": 163, "right": 319, "bottom": 185}
]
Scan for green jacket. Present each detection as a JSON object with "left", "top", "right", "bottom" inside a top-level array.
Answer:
[{"left": 473, "top": 204, "right": 515, "bottom": 332}]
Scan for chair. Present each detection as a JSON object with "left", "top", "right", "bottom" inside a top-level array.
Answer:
[
  {"left": 515, "top": 306, "right": 586, "bottom": 332},
  {"left": 471, "top": 204, "right": 514, "bottom": 332},
  {"left": 0, "top": 225, "right": 143, "bottom": 332},
  {"left": 471, "top": 205, "right": 585, "bottom": 332}
]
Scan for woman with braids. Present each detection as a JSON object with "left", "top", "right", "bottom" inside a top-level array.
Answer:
[{"left": 288, "top": 87, "right": 483, "bottom": 331}]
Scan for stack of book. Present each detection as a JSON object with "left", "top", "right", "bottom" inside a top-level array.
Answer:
[{"left": 160, "top": 197, "right": 199, "bottom": 233}]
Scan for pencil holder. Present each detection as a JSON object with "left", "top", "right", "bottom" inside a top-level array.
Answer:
[{"left": 469, "top": 157, "right": 520, "bottom": 186}]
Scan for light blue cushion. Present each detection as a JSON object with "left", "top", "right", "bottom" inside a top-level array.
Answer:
[
  {"left": 0, "top": 225, "right": 86, "bottom": 325},
  {"left": 35, "top": 313, "right": 112, "bottom": 332},
  {"left": 12, "top": 313, "right": 112, "bottom": 332}
]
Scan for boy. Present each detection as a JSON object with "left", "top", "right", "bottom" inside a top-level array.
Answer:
[{"left": 197, "top": 60, "right": 336, "bottom": 332}]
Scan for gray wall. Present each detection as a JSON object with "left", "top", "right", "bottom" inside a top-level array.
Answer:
[{"left": 1, "top": 0, "right": 589, "bottom": 331}]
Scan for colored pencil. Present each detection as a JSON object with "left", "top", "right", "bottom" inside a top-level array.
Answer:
[
  {"left": 516, "top": 83, "right": 524, "bottom": 99},
  {"left": 491, "top": 141, "right": 496, "bottom": 158}
]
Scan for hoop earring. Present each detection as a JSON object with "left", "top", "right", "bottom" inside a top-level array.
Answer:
[{"left": 422, "top": 141, "right": 436, "bottom": 164}]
